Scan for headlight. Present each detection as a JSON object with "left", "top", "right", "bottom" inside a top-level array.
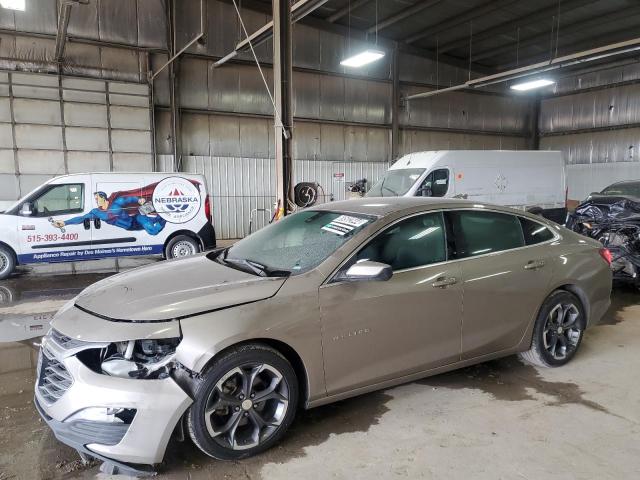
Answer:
[{"left": 100, "top": 338, "right": 180, "bottom": 380}]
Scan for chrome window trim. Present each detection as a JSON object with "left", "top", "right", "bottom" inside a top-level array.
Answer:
[{"left": 322, "top": 207, "right": 560, "bottom": 286}]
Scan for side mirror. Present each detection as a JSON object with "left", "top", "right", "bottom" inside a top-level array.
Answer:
[
  {"left": 343, "top": 261, "right": 393, "bottom": 282},
  {"left": 20, "top": 203, "right": 33, "bottom": 216}
]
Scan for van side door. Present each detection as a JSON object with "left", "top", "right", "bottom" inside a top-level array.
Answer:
[
  {"left": 16, "top": 178, "right": 93, "bottom": 264},
  {"left": 88, "top": 175, "right": 165, "bottom": 259}
]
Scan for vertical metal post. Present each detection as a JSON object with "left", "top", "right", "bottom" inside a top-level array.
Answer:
[
  {"left": 391, "top": 42, "right": 400, "bottom": 162},
  {"left": 273, "top": 0, "right": 294, "bottom": 216},
  {"left": 529, "top": 94, "right": 541, "bottom": 150},
  {"left": 168, "top": 0, "right": 181, "bottom": 172}
]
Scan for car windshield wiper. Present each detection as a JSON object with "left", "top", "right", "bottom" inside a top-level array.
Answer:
[{"left": 217, "top": 249, "right": 290, "bottom": 278}]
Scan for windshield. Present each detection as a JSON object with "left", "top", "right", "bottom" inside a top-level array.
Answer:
[
  {"left": 366, "top": 168, "right": 425, "bottom": 197},
  {"left": 218, "top": 210, "right": 375, "bottom": 275},
  {"left": 601, "top": 182, "right": 640, "bottom": 198}
]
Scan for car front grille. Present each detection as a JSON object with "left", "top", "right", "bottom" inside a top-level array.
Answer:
[
  {"left": 37, "top": 349, "right": 73, "bottom": 405},
  {"left": 50, "top": 328, "right": 88, "bottom": 350}
]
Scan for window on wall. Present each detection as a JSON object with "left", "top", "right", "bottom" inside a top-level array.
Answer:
[
  {"left": 447, "top": 210, "right": 524, "bottom": 259},
  {"left": 32, "top": 184, "right": 84, "bottom": 217},
  {"left": 355, "top": 212, "right": 447, "bottom": 271},
  {"left": 416, "top": 169, "right": 449, "bottom": 197},
  {"left": 519, "top": 217, "right": 554, "bottom": 245}
]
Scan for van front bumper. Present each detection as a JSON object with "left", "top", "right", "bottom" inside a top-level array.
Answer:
[{"left": 35, "top": 351, "right": 192, "bottom": 467}]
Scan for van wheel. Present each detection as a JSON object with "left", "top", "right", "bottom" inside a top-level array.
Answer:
[
  {"left": 165, "top": 235, "right": 200, "bottom": 259},
  {"left": 0, "top": 245, "right": 16, "bottom": 280},
  {"left": 519, "top": 291, "right": 585, "bottom": 368}
]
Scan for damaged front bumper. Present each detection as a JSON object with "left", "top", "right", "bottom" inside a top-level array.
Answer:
[{"left": 34, "top": 335, "right": 192, "bottom": 472}]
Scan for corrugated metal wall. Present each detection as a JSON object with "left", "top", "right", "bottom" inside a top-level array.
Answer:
[
  {"left": 539, "top": 76, "right": 640, "bottom": 200},
  {"left": 159, "top": 154, "right": 389, "bottom": 239},
  {"left": 0, "top": 70, "right": 153, "bottom": 210}
]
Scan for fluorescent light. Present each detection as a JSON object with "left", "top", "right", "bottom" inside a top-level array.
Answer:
[
  {"left": 0, "top": 0, "right": 25, "bottom": 10},
  {"left": 341, "top": 49, "right": 385, "bottom": 68},
  {"left": 510, "top": 79, "right": 555, "bottom": 91}
]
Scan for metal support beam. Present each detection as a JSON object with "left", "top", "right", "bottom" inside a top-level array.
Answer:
[
  {"left": 214, "top": 0, "right": 329, "bottom": 68},
  {"left": 404, "top": 0, "right": 518, "bottom": 45},
  {"left": 528, "top": 96, "right": 540, "bottom": 150},
  {"left": 273, "top": 0, "right": 294, "bottom": 217},
  {"left": 391, "top": 43, "right": 400, "bottom": 162},
  {"left": 366, "top": 0, "right": 443, "bottom": 35},
  {"left": 327, "top": 0, "right": 372, "bottom": 23},
  {"left": 54, "top": 2, "right": 73, "bottom": 63},
  {"left": 406, "top": 37, "right": 640, "bottom": 100},
  {"left": 167, "top": 0, "right": 182, "bottom": 172},
  {"left": 437, "top": 0, "right": 600, "bottom": 54}
]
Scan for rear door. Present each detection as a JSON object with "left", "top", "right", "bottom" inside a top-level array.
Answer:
[
  {"left": 446, "top": 209, "right": 556, "bottom": 359},
  {"left": 16, "top": 178, "right": 93, "bottom": 263},
  {"left": 319, "top": 211, "right": 463, "bottom": 395}
]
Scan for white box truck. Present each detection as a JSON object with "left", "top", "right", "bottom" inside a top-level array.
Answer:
[
  {"left": 367, "top": 150, "right": 566, "bottom": 221},
  {"left": 0, "top": 173, "right": 216, "bottom": 279}
]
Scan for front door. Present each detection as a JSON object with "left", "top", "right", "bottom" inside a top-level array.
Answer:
[
  {"left": 16, "top": 180, "right": 93, "bottom": 264},
  {"left": 319, "top": 211, "right": 463, "bottom": 396}
]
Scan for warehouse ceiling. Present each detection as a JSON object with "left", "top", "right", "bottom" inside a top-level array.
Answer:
[{"left": 250, "top": 0, "right": 640, "bottom": 74}]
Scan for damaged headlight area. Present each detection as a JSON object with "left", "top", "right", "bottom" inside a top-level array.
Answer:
[{"left": 77, "top": 338, "right": 181, "bottom": 380}]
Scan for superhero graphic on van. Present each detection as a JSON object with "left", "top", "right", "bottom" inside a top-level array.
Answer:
[{"left": 52, "top": 184, "right": 166, "bottom": 235}]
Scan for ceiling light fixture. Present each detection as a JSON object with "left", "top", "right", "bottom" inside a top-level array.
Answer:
[
  {"left": 0, "top": 0, "right": 25, "bottom": 10},
  {"left": 510, "top": 78, "right": 556, "bottom": 91},
  {"left": 340, "top": 49, "right": 385, "bottom": 68}
]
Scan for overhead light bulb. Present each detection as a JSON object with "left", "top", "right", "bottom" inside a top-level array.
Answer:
[
  {"left": 510, "top": 78, "right": 556, "bottom": 91},
  {"left": 0, "top": 0, "right": 25, "bottom": 10},
  {"left": 340, "top": 49, "right": 385, "bottom": 68}
]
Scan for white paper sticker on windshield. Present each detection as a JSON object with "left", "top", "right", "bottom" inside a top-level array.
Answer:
[{"left": 322, "top": 215, "right": 369, "bottom": 236}]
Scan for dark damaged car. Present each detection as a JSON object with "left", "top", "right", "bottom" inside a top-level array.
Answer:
[{"left": 566, "top": 180, "right": 640, "bottom": 285}]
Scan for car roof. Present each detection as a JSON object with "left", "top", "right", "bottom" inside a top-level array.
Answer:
[{"left": 310, "top": 197, "right": 514, "bottom": 217}]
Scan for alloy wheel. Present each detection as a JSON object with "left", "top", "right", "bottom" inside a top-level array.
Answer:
[
  {"left": 204, "top": 363, "right": 290, "bottom": 451},
  {"left": 542, "top": 302, "right": 582, "bottom": 360}
]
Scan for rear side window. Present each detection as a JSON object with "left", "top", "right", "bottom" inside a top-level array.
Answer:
[
  {"left": 355, "top": 212, "right": 446, "bottom": 271},
  {"left": 448, "top": 210, "right": 524, "bottom": 258},
  {"left": 519, "top": 217, "right": 554, "bottom": 245}
]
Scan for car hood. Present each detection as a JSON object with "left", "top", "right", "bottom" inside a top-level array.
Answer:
[
  {"left": 73, "top": 254, "right": 287, "bottom": 322},
  {"left": 575, "top": 195, "right": 640, "bottom": 222}
]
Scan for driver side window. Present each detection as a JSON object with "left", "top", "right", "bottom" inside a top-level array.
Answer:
[
  {"left": 32, "top": 184, "right": 84, "bottom": 217},
  {"left": 417, "top": 169, "right": 449, "bottom": 197},
  {"left": 354, "top": 212, "right": 446, "bottom": 271}
]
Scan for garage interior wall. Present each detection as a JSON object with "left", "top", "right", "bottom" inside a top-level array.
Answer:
[{"left": 1, "top": 0, "right": 638, "bottom": 240}]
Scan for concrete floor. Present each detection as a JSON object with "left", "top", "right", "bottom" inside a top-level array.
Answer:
[{"left": 0, "top": 269, "right": 639, "bottom": 480}]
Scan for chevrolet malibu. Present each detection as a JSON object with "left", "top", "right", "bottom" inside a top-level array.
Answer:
[{"left": 35, "top": 198, "right": 612, "bottom": 474}]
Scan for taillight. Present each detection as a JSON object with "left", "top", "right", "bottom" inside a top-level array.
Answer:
[
  {"left": 599, "top": 248, "right": 613, "bottom": 266},
  {"left": 205, "top": 195, "right": 212, "bottom": 222}
]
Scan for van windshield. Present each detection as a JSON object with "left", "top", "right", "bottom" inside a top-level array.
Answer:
[{"left": 366, "top": 169, "right": 425, "bottom": 197}]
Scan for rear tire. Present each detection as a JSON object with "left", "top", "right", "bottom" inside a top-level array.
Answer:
[
  {"left": 0, "top": 245, "right": 16, "bottom": 280},
  {"left": 165, "top": 235, "right": 200, "bottom": 259},
  {"left": 187, "top": 344, "right": 298, "bottom": 460},
  {"left": 519, "top": 290, "right": 585, "bottom": 368}
]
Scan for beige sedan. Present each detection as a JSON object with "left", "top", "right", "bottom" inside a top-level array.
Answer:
[{"left": 35, "top": 198, "right": 612, "bottom": 474}]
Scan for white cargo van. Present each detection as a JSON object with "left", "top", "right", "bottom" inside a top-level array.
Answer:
[
  {"left": 0, "top": 173, "right": 216, "bottom": 280},
  {"left": 367, "top": 150, "right": 566, "bottom": 221}
]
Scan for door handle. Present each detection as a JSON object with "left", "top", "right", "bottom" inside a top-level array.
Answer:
[
  {"left": 432, "top": 277, "right": 457, "bottom": 288},
  {"left": 83, "top": 219, "right": 91, "bottom": 230},
  {"left": 94, "top": 218, "right": 101, "bottom": 229},
  {"left": 524, "top": 260, "right": 545, "bottom": 270}
]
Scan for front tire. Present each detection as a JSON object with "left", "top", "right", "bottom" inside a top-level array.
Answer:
[
  {"left": 187, "top": 344, "right": 299, "bottom": 460},
  {"left": 165, "top": 235, "right": 199, "bottom": 259},
  {"left": 519, "top": 290, "right": 585, "bottom": 368},
  {"left": 0, "top": 245, "right": 16, "bottom": 280}
]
